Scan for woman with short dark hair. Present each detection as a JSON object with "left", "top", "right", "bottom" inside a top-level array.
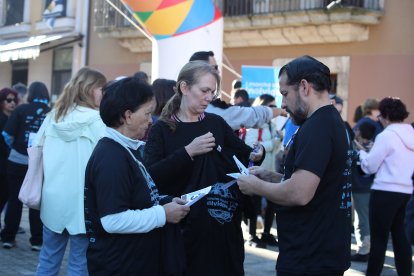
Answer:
[
  {"left": 84, "top": 77, "right": 189, "bottom": 275},
  {"left": 1, "top": 82, "right": 50, "bottom": 251},
  {"left": 359, "top": 97, "right": 414, "bottom": 275}
]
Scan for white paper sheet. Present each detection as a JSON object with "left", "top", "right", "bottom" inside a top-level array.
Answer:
[{"left": 181, "top": 186, "right": 212, "bottom": 206}]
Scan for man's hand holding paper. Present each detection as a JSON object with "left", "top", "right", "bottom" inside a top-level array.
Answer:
[
  {"left": 249, "top": 166, "right": 283, "bottom": 183},
  {"left": 237, "top": 166, "right": 284, "bottom": 196}
]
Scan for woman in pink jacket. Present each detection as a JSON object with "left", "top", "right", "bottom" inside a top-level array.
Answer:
[{"left": 359, "top": 97, "right": 414, "bottom": 276}]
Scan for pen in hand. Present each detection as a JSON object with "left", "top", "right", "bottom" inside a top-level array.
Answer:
[{"left": 248, "top": 144, "right": 261, "bottom": 168}]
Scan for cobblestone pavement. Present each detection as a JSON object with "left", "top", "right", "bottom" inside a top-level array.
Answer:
[{"left": 0, "top": 207, "right": 413, "bottom": 275}]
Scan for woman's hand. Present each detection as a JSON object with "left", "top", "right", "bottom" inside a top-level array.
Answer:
[
  {"left": 163, "top": 201, "right": 190, "bottom": 224},
  {"left": 185, "top": 132, "right": 216, "bottom": 158},
  {"left": 172, "top": 197, "right": 187, "bottom": 205},
  {"left": 249, "top": 144, "right": 264, "bottom": 162}
]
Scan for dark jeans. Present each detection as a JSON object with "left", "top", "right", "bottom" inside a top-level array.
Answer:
[
  {"left": 264, "top": 200, "right": 276, "bottom": 234},
  {"left": 0, "top": 172, "right": 8, "bottom": 220},
  {"left": 0, "top": 161, "right": 42, "bottom": 245},
  {"left": 366, "top": 190, "right": 412, "bottom": 276},
  {"left": 248, "top": 196, "right": 262, "bottom": 236}
]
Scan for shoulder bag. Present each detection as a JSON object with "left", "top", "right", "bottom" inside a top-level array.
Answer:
[{"left": 18, "top": 118, "right": 48, "bottom": 210}]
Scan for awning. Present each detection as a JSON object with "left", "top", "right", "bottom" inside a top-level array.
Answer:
[{"left": 0, "top": 33, "right": 83, "bottom": 62}]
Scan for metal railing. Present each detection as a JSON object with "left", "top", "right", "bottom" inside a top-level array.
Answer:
[
  {"left": 94, "top": 0, "right": 383, "bottom": 30},
  {"left": 94, "top": 0, "right": 133, "bottom": 31},
  {"left": 214, "top": 0, "right": 383, "bottom": 16}
]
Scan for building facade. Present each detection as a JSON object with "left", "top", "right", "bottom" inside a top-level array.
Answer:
[
  {"left": 1, "top": 0, "right": 413, "bottom": 123},
  {"left": 90, "top": 0, "right": 414, "bottom": 124},
  {"left": 0, "top": 0, "right": 89, "bottom": 102}
]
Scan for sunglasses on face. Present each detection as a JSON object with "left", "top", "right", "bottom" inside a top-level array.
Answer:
[{"left": 5, "top": 98, "right": 17, "bottom": 104}]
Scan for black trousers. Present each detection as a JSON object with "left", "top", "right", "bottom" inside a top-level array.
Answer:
[
  {"left": 248, "top": 195, "right": 262, "bottom": 236},
  {"left": 264, "top": 199, "right": 276, "bottom": 234},
  {"left": 366, "top": 190, "right": 412, "bottom": 276},
  {"left": 0, "top": 161, "right": 43, "bottom": 245},
  {"left": 0, "top": 172, "right": 8, "bottom": 222}
]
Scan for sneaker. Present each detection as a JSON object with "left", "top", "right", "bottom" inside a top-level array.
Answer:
[
  {"left": 350, "top": 253, "right": 369, "bottom": 262},
  {"left": 261, "top": 233, "right": 278, "bottom": 246},
  {"left": 31, "top": 245, "right": 42, "bottom": 251},
  {"left": 17, "top": 227, "right": 25, "bottom": 234},
  {"left": 3, "top": 241, "right": 16, "bottom": 249},
  {"left": 245, "top": 235, "right": 266, "bottom": 249}
]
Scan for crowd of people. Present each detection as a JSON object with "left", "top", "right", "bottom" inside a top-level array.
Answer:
[{"left": 0, "top": 53, "right": 413, "bottom": 276}]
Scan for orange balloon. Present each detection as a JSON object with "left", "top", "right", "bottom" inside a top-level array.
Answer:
[{"left": 121, "top": 0, "right": 163, "bottom": 12}]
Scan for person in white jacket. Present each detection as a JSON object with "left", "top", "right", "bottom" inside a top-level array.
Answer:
[
  {"left": 359, "top": 97, "right": 414, "bottom": 276},
  {"left": 36, "top": 67, "right": 107, "bottom": 276},
  {"left": 244, "top": 94, "right": 283, "bottom": 248}
]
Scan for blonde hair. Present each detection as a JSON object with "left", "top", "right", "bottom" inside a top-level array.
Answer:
[
  {"left": 361, "top": 98, "right": 379, "bottom": 116},
  {"left": 54, "top": 67, "right": 106, "bottom": 122},
  {"left": 160, "top": 61, "right": 220, "bottom": 131}
]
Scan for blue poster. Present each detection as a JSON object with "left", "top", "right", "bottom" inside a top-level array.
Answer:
[{"left": 241, "top": 65, "right": 282, "bottom": 108}]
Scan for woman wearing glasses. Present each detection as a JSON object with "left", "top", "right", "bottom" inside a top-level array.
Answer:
[
  {"left": 1, "top": 82, "right": 50, "bottom": 250},
  {"left": 0, "top": 88, "right": 19, "bottom": 230}
]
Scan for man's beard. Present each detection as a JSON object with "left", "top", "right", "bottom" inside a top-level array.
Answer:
[{"left": 286, "top": 97, "right": 308, "bottom": 126}]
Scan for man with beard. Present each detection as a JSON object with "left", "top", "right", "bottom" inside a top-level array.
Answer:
[{"left": 237, "top": 55, "right": 352, "bottom": 275}]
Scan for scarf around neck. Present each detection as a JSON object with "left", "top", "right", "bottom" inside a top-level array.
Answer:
[{"left": 104, "top": 127, "right": 145, "bottom": 150}]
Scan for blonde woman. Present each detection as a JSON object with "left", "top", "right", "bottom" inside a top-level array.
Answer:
[
  {"left": 145, "top": 61, "right": 263, "bottom": 275},
  {"left": 36, "top": 67, "right": 106, "bottom": 276}
]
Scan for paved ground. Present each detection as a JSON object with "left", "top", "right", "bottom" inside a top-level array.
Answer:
[{"left": 0, "top": 207, "right": 413, "bottom": 275}]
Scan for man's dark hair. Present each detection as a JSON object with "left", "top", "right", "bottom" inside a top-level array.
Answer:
[
  {"left": 279, "top": 55, "right": 331, "bottom": 92},
  {"left": 379, "top": 97, "right": 409, "bottom": 122},
  {"left": 189, "top": 51, "right": 214, "bottom": 62},
  {"left": 358, "top": 122, "right": 376, "bottom": 141},
  {"left": 100, "top": 77, "right": 153, "bottom": 128},
  {"left": 232, "top": 80, "right": 242, "bottom": 89},
  {"left": 234, "top": 89, "right": 249, "bottom": 102},
  {"left": 133, "top": 71, "right": 149, "bottom": 84}
]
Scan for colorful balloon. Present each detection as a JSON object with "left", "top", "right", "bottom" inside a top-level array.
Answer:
[
  {"left": 122, "top": 0, "right": 222, "bottom": 40},
  {"left": 121, "top": 0, "right": 223, "bottom": 80}
]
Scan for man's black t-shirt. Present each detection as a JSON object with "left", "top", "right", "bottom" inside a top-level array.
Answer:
[
  {"left": 277, "top": 105, "right": 352, "bottom": 274},
  {"left": 4, "top": 102, "right": 49, "bottom": 155}
]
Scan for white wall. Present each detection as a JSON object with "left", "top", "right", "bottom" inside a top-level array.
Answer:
[
  {"left": 28, "top": 50, "right": 53, "bottom": 91},
  {"left": 0, "top": 61, "right": 12, "bottom": 86}
]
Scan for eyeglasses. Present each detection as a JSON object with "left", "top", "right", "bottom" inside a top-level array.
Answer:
[{"left": 4, "top": 98, "right": 17, "bottom": 104}]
